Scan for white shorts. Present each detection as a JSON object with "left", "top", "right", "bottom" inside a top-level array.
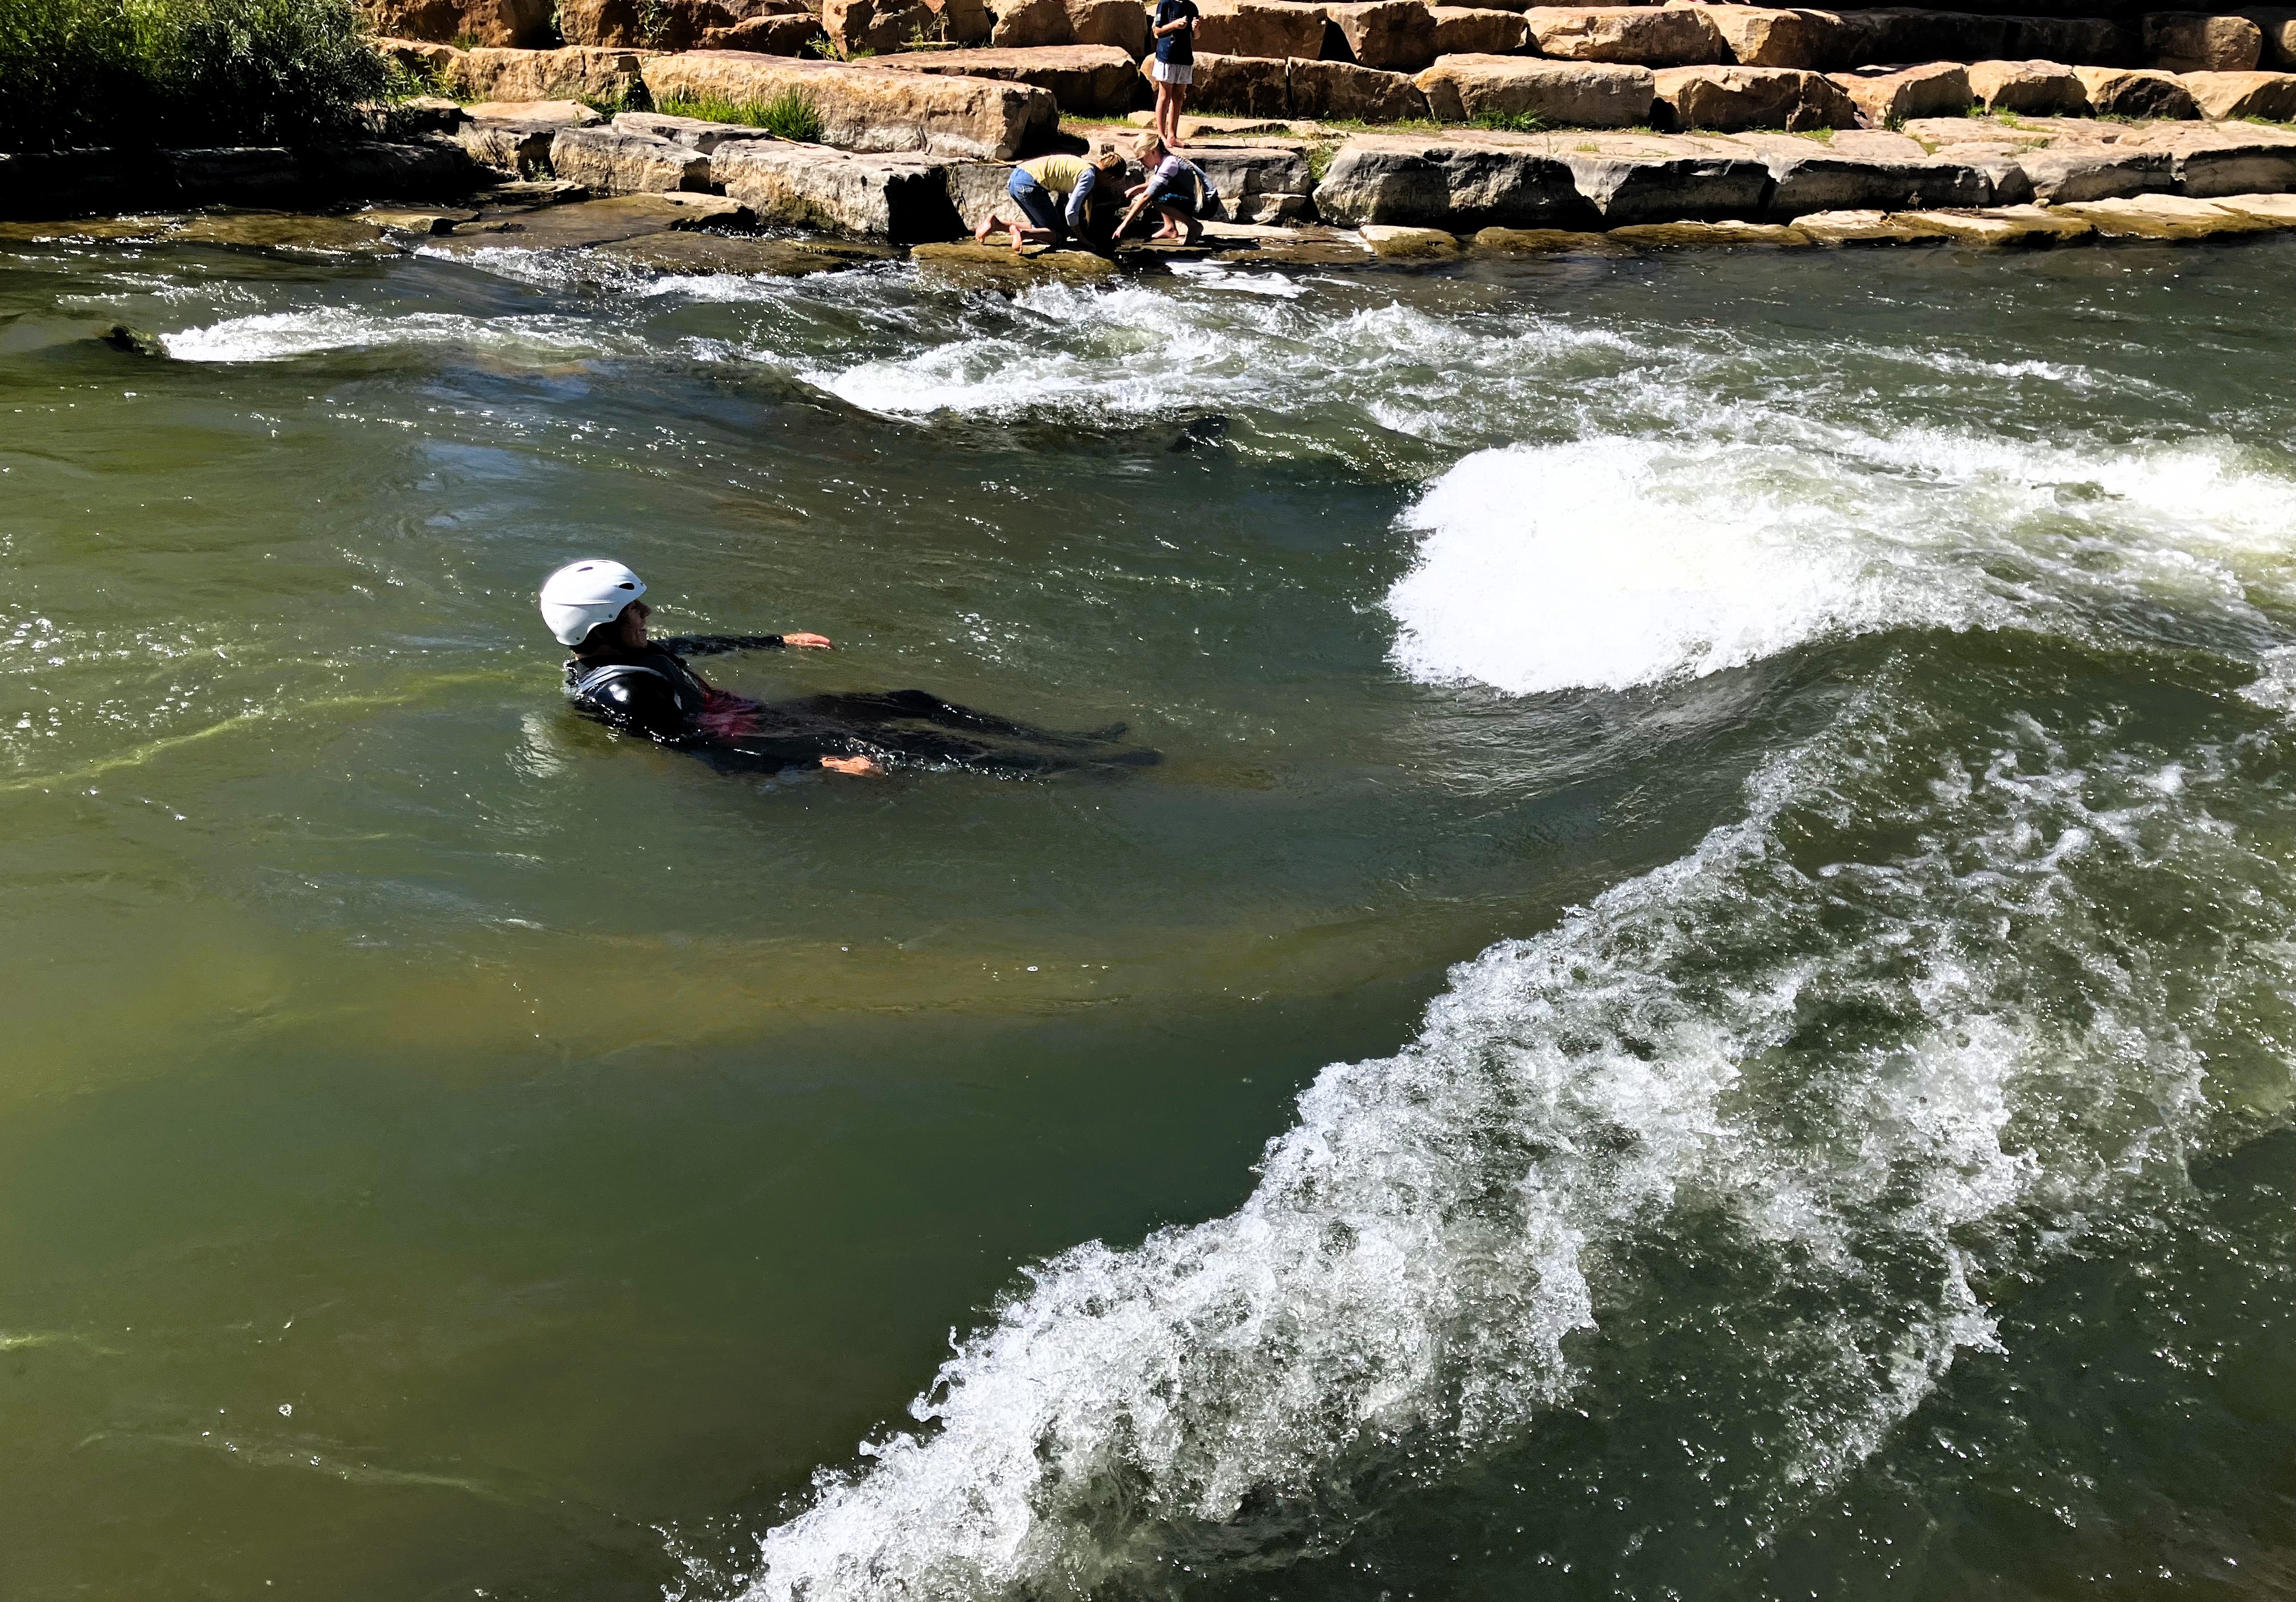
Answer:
[{"left": 1149, "top": 58, "right": 1194, "bottom": 85}]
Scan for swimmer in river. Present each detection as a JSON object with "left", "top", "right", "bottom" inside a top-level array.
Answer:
[{"left": 539, "top": 560, "right": 1152, "bottom": 779}]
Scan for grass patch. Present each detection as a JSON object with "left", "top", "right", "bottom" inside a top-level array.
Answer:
[
  {"left": 0, "top": 0, "right": 388, "bottom": 151},
  {"left": 653, "top": 87, "right": 822, "bottom": 141},
  {"left": 1466, "top": 108, "right": 1546, "bottom": 134},
  {"left": 1793, "top": 125, "right": 1835, "bottom": 142}
]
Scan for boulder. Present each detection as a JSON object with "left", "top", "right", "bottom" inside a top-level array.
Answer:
[
  {"left": 1561, "top": 149, "right": 1774, "bottom": 221},
  {"left": 825, "top": 0, "right": 936, "bottom": 53},
  {"left": 912, "top": 239, "right": 1118, "bottom": 288},
  {"left": 614, "top": 109, "right": 785, "bottom": 150},
  {"left": 1414, "top": 55, "right": 1654, "bottom": 125},
  {"left": 2000, "top": 16, "right": 2135, "bottom": 67},
  {"left": 2239, "top": 7, "right": 2296, "bottom": 69},
  {"left": 1825, "top": 62, "right": 1969, "bottom": 124},
  {"left": 452, "top": 46, "right": 657, "bottom": 102},
  {"left": 2142, "top": 11, "right": 2262, "bottom": 72},
  {"left": 639, "top": 51, "right": 1057, "bottom": 158},
  {"left": 1311, "top": 134, "right": 1589, "bottom": 226},
  {"left": 2015, "top": 145, "right": 2175, "bottom": 202},
  {"left": 2180, "top": 68, "right": 2296, "bottom": 118},
  {"left": 1835, "top": 9, "right": 2003, "bottom": 67},
  {"left": 559, "top": 0, "right": 803, "bottom": 48},
  {"left": 1789, "top": 208, "right": 1952, "bottom": 243},
  {"left": 1181, "top": 52, "right": 1293, "bottom": 114},
  {"left": 1325, "top": 1, "right": 1438, "bottom": 71},
  {"left": 989, "top": 0, "right": 1072, "bottom": 47},
  {"left": 700, "top": 13, "right": 827, "bottom": 49},
  {"left": 1608, "top": 217, "right": 1812, "bottom": 245},
  {"left": 362, "top": 0, "right": 553, "bottom": 46},
  {"left": 372, "top": 35, "right": 468, "bottom": 77},
  {"left": 1359, "top": 221, "right": 1461, "bottom": 253},
  {"left": 2123, "top": 121, "right": 2296, "bottom": 193},
  {"left": 1184, "top": 141, "right": 1315, "bottom": 201},
  {"left": 1750, "top": 147, "right": 1992, "bottom": 215},
  {"left": 876, "top": 43, "right": 1143, "bottom": 113},
  {"left": 548, "top": 124, "right": 715, "bottom": 191},
  {"left": 453, "top": 114, "right": 568, "bottom": 173},
  {"left": 1520, "top": 6, "right": 1722, "bottom": 65},
  {"left": 1473, "top": 225, "right": 1622, "bottom": 250},
  {"left": 1067, "top": 0, "right": 1149, "bottom": 54},
  {"left": 711, "top": 139, "right": 964, "bottom": 237},
  {"left": 1192, "top": 0, "right": 1328, "bottom": 58},
  {"left": 1966, "top": 59, "right": 2088, "bottom": 114},
  {"left": 1651, "top": 65, "right": 1859, "bottom": 131},
  {"left": 1430, "top": 6, "right": 1529, "bottom": 55},
  {"left": 1705, "top": 6, "right": 1847, "bottom": 70},
  {"left": 2070, "top": 65, "right": 2198, "bottom": 117},
  {"left": 921, "top": 0, "right": 994, "bottom": 42},
  {"left": 1288, "top": 57, "right": 1432, "bottom": 117}
]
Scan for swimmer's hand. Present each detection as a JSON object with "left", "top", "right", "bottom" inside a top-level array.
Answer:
[
  {"left": 783, "top": 632, "right": 835, "bottom": 649},
  {"left": 820, "top": 755, "right": 883, "bottom": 777}
]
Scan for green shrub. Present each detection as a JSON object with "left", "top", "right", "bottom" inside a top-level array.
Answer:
[
  {"left": 654, "top": 86, "right": 822, "bottom": 142},
  {"left": 0, "top": 0, "right": 387, "bottom": 152}
]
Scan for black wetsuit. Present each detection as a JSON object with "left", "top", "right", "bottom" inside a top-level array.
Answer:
[{"left": 564, "top": 635, "right": 1151, "bottom": 776}]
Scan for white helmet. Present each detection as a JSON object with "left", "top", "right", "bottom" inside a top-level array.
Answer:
[{"left": 539, "top": 559, "right": 646, "bottom": 647}]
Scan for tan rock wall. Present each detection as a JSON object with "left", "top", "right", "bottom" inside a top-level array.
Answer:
[
  {"left": 639, "top": 51, "right": 1055, "bottom": 157},
  {"left": 1521, "top": 7, "right": 1723, "bottom": 67},
  {"left": 1430, "top": 7, "right": 1529, "bottom": 58},
  {"left": 2143, "top": 12, "right": 2262, "bottom": 73},
  {"left": 1191, "top": 1, "right": 1327, "bottom": 61},
  {"left": 1652, "top": 64, "right": 1858, "bottom": 132},
  {"left": 1414, "top": 55, "right": 1653, "bottom": 124}
]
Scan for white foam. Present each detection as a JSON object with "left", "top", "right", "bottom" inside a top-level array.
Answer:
[
  {"left": 158, "top": 307, "right": 620, "bottom": 363},
  {"left": 729, "top": 687, "right": 2292, "bottom": 1601}
]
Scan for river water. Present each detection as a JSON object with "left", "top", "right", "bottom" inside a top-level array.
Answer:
[{"left": 3, "top": 226, "right": 2294, "bottom": 1601}]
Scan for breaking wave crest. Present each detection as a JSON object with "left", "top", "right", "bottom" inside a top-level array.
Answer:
[{"left": 727, "top": 662, "right": 2296, "bottom": 1601}]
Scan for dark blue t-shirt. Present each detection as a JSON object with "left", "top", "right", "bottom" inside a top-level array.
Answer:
[{"left": 1153, "top": 0, "right": 1198, "bottom": 64}]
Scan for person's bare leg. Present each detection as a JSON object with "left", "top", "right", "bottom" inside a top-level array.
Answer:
[
  {"left": 1169, "top": 80, "right": 1190, "bottom": 143},
  {"left": 973, "top": 211, "right": 1004, "bottom": 244}
]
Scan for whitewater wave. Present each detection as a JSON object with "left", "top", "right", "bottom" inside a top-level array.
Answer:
[
  {"left": 158, "top": 307, "right": 624, "bottom": 364},
  {"left": 724, "top": 663, "right": 2295, "bottom": 1601}
]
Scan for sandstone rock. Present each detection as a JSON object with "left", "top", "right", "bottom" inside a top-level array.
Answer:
[
  {"left": 1325, "top": 1, "right": 1438, "bottom": 71},
  {"left": 1311, "top": 134, "right": 1588, "bottom": 226},
  {"left": 2143, "top": 12, "right": 2262, "bottom": 72},
  {"left": 1561, "top": 149, "right": 1773, "bottom": 221},
  {"left": 1233, "top": 192, "right": 1314, "bottom": 219},
  {"left": 1191, "top": 0, "right": 1327, "bottom": 58},
  {"left": 922, "top": 0, "right": 994, "bottom": 44},
  {"left": 700, "top": 13, "right": 826, "bottom": 48},
  {"left": 1609, "top": 217, "right": 1811, "bottom": 245},
  {"left": 2239, "top": 8, "right": 2296, "bottom": 69},
  {"left": 1833, "top": 10, "right": 2001, "bottom": 68},
  {"left": 1966, "top": 59, "right": 2088, "bottom": 114},
  {"left": 911, "top": 239, "right": 1118, "bottom": 289},
  {"left": 2016, "top": 145, "right": 2175, "bottom": 202},
  {"left": 2055, "top": 191, "right": 2277, "bottom": 236},
  {"left": 640, "top": 52, "right": 1057, "bottom": 158},
  {"left": 1186, "top": 141, "right": 1314, "bottom": 201},
  {"left": 454, "top": 117, "right": 565, "bottom": 174},
  {"left": 1789, "top": 207, "right": 1951, "bottom": 243},
  {"left": 561, "top": 0, "right": 805, "bottom": 48},
  {"left": 613, "top": 109, "right": 782, "bottom": 149},
  {"left": 2000, "top": 16, "right": 2135, "bottom": 68},
  {"left": 173, "top": 211, "right": 400, "bottom": 253},
  {"left": 1752, "top": 147, "right": 1991, "bottom": 215},
  {"left": 712, "top": 139, "right": 964, "bottom": 237},
  {"left": 453, "top": 46, "right": 657, "bottom": 103},
  {"left": 825, "top": 0, "right": 936, "bottom": 52},
  {"left": 483, "top": 176, "right": 592, "bottom": 203},
  {"left": 1472, "top": 225, "right": 1620, "bottom": 250},
  {"left": 2181, "top": 68, "right": 2296, "bottom": 119},
  {"left": 940, "top": 160, "right": 1015, "bottom": 232},
  {"left": 373, "top": 35, "right": 468, "bottom": 77},
  {"left": 1705, "top": 7, "right": 1845, "bottom": 71},
  {"left": 1651, "top": 65, "right": 1858, "bottom": 131},
  {"left": 1358, "top": 221, "right": 1460, "bottom": 253},
  {"left": 356, "top": 204, "right": 483, "bottom": 232},
  {"left": 1288, "top": 57, "right": 1432, "bottom": 118},
  {"left": 989, "top": 0, "right": 1072, "bottom": 47},
  {"left": 1414, "top": 56, "right": 1654, "bottom": 125},
  {"left": 877, "top": 43, "right": 1141, "bottom": 112},
  {"left": 1521, "top": 6, "right": 1721, "bottom": 65},
  {"left": 548, "top": 124, "right": 715, "bottom": 191},
  {"left": 2070, "top": 65, "right": 2197, "bottom": 117},
  {"left": 362, "top": 95, "right": 467, "bottom": 138},
  {"left": 594, "top": 231, "right": 897, "bottom": 270},
  {"left": 2215, "top": 189, "right": 2296, "bottom": 220},
  {"left": 1826, "top": 63, "right": 1969, "bottom": 125},
  {"left": 1067, "top": 0, "right": 1149, "bottom": 54},
  {"left": 2127, "top": 122, "right": 2296, "bottom": 195},
  {"left": 363, "top": 0, "right": 553, "bottom": 46},
  {"left": 1181, "top": 52, "right": 1293, "bottom": 114},
  {"left": 1897, "top": 203, "right": 2092, "bottom": 244},
  {"left": 1430, "top": 6, "right": 1529, "bottom": 56},
  {"left": 438, "top": 191, "right": 748, "bottom": 249},
  {"left": 467, "top": 97, "right": 604, "bottom": 122}
]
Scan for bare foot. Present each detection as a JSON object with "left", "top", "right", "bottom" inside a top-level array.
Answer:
[
  {"left": 820, "top": 754, "right": 883, "bottom": 776},
  {"left": 781, "top": 631, "right": 834, "bottom": 649}
]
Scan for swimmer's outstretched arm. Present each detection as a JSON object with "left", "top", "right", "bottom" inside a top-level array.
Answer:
[{"left": 662, "top": 632, "right": 835, "bottom": 656}]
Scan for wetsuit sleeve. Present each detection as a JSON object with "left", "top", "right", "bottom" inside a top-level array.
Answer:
[
  {"left": 575, "top": 673, "right": 700, "bottom": 744},
  {"left": 658, "top": 634, "right": 786, "bottom": 658}
]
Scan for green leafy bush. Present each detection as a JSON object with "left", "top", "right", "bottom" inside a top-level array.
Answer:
[{"left": 0, "top": 0, "right": 388, "bottom": 152}]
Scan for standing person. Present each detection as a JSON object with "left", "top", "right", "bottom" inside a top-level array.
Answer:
[
  {"left": 973, "top": 149, "right": 1126, "bottom": 253},
  {"left": 1148, "top": 0, "right": 1200, "bottom": 147},
  {"left": 1117, "top": 133, "right": 1218, "bottom": 244}
]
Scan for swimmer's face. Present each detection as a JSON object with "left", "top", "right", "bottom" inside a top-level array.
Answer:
[{"left": 616, "top": 599, "right": 651, "bottom": 649}]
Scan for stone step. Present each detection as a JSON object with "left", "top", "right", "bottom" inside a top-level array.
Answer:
[
  {"left": 874, "top": 43, "right": 1143, "bottom": 114},
  {"left": 638, "top": 51, "right": 1056, "bottom": 161}
]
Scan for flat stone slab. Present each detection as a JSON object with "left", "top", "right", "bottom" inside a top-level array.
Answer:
[
  {"left": 356, "top": 206, "right": 486, "bottom": 233},
  {"left": 465, "top": 99, "right": 602, "bottom": 125},
  {"left": 1608, "top": 217, "right": 1813, "bottom": 245},
  {"left": 1359, "top": 223, "right": 1461, "bottom": 256},
  {"left": 1895, "top": 204, "right": 2094, "bottom": 244},
  {"left": 437, "top": 191, "right": 750, "bottom": 249},
  {"left": 171, "top": 211, "right": 403, "bottom": 253},
  {"left": 1470, "top": 224, "right": 1625, "bottom": 252},
  {"left": 712, "top": 141, "right": 964, "bottom": 242},
  {"left": 0, "top": 216, "right": 183, "bottom": 243},
  {"left": 1791, "top": 208, "right": 1955, "bottom": 244},
  {"left": 2052, "top": 192, "right": 2285, "bottom": 236},
  {"left": 910, "top": 239, "right": 1118, "bottom": 289},
  {"left": 593, "top": 231, "right": 897, "bottom": 273}
]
